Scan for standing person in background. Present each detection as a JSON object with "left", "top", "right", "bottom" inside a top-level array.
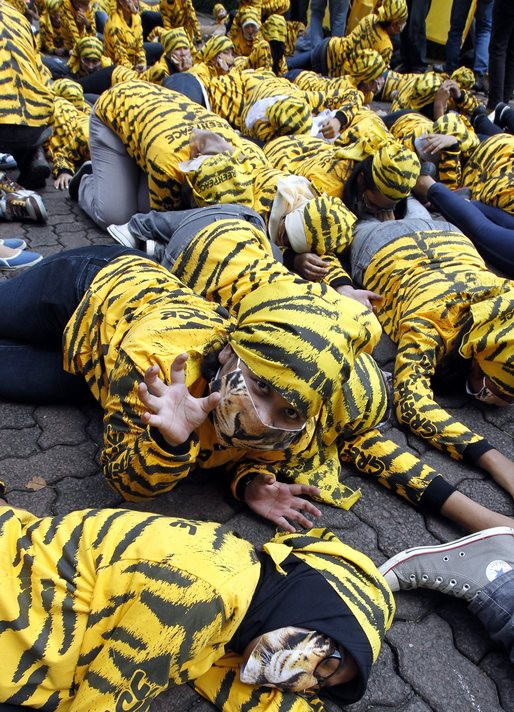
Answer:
[
  {"left": 399, "top": 0, "right": 432, "bottom": 73},
  {"left": 295, "top": 0, "right": 351, "bottom": 51},
  {"left": 445, "top": 0, "right": 493, "bottom": 93},
  {"left": 487, "top": 0, "right": 514, "bottom": 111}
]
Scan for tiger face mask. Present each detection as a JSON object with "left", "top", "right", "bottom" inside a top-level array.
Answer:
[
  {"left": 240, "top": 627, "right": 342, "bottom": 691},
  {"left": 210, "top": 360, "right": 305, "bottom": 450}
]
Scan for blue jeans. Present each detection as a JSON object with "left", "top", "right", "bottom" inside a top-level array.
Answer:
[
  {"left": 295, "top": 0, "right": 350, "bottom": 50},
  {"left": 0, "top": 246, "right": 134, "bottom": 403},
  {"left": 427, "top": 182, "right": 514, "bottom": 278},
  {"left": 445, "top": 0, "right": 493, "bottom": 75},
  {"left": 468, "top": 569, "right": 514, "bottom": 660}
]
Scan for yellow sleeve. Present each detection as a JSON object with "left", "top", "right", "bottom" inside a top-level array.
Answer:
[
  {"left": 394, "top": 320, "right": 486, "bottom": 460},
  {"left": 339, "top": 428, "right": 444, "bottom": 507},
  {"left": 194, "top": 653, "right": 327, "bottom": 712},
  {"left": 101, "top": 349, "right": 202, "bottom": 500},
  {"left": 438, "top": 145, "right": 462, "bottom": 190}
]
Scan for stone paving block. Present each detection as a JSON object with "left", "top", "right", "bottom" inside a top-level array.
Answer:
[
  {"left": 391, "top": 589, "right": 439, "bottom": 623},
  {"left": 125, "top": 469, "right": 239, "bottom": 523},
  {"left": 346, "top": 643, "right": 412, "bottom": 712},
  {"left": 344, "top": 475, "right": 439, "bottom": 557},
  {"left": 437, "top": 600, "right": 492, "bottom": 664},
  {"left": 53, "top": 472, "right": 123, "bottom": 514},
  {"left": 56, "top": 231, "right": 93, "bottom": 248},
  {"left": 388, "top": 614, "right": 505, "bottom": 712},
  {"left": 0, "top": 400, "right": 35, "bottom": 428},
  {"left": 480, "top": 651, "right": 514, "bottom": 712},
  {"left": 483, "top": 408, "right": 514, "bottom": 439},
  {"left": 34, "top": 405, "right": 89, "bottom": 449},
  {"left": 459, "top": 478, "right": 514, "bottom": 517},
  {"left": 7, "top": 485, "right": 57, "bottom": 517},
  {"left": 0, "top": 442, "right": 98, "bottom": 490},
  {"left": 0, "top": 426, "right": 40, "bottom": 459}
]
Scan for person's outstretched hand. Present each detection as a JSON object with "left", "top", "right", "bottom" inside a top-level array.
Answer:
[
  {"left": 138, "top": 353, "right": 221, "bottom": 446},
  {"left": 244, "top": 474, "right": 322, "bottom": 532}
]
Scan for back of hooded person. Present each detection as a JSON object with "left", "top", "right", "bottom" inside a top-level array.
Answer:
[{"left": 193, "top": 527, "right": 395, "bottom": 709}]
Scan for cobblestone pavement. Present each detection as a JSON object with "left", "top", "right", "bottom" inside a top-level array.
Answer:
[{"left": 0, "top": 172, "right": 513, "bottom": 712}]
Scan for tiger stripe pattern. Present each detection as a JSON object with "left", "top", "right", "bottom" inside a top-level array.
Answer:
[
  {"left": 94, "top": 81, "right": 264, "bottom": 210},
  {"left": 461, "top": 133, "right": 514, "bottom": 215},
  {"left": 160, "top": 0, "right": 202, "bottom": 43},
  {"left": 0, "top": 3, "right": 54, "bottom": 127},
  {"left": 47, "top": 97, "right": 90, "bottom": 177},
  {"left": 360, "top": 227, "right": 513, "bottom": 460},
  {"left": 0, "top": 506, "right": 260, "bottom": 710}
]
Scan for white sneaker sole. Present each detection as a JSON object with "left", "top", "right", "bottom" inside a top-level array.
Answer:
[
  {"left": 107, "top": 224, "right": 138, "bottom": 249},
  {"left": 379, "top": 526, "right": 514, "bottom": 589}
]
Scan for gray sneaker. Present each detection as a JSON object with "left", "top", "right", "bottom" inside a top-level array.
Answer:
[
  {"left": 379, "top": 527, "right": 514, "bottom": 602},
  {"left": 107, "top": 223, "right": 139, "bottom": 249}
]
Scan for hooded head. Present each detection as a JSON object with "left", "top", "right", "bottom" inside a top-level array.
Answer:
[
  {"left": 236, "top": 528, "right": 394, "bottom": 703},
  {"left": 262, "top": 13, "right": 287, "bottom": 43},
  {"left": 284, "top": 195, "right": 356, "bottom": 255},
  {"left": 229, "top": 280, "right": 372, "bottom": 419},
  {"left": 396, "top": 72, "right": 443, "bottom": 110},
  {"left": 213, "top": 2, "right": 227, "bottom": 22},
  {"left": 432, "top": 112, "right": 480, "bottom": 157},
  {"left": 161, "top": 27, "right": 191, "bottom": 56},
  {"left": 68, "top": 36, "right": 104, "bottom": 75},
  {"left": 371, "top": 141, "right": 420, "bottom": 201},
  {"left": 52, "top": 77, "right": 85, "bottom": 109},
  {"left": 450, "top": 66, "right": 475, "bottom": 90},
  {"left": 459, "top": 290, "right": 514, "bottom": 400},
  {"left": 390, "top": 112, "right": 433, "bottom": 153},
  {"left": 181, "top": 150, "right": 254, "bottom": 208},
  {"left": 376, "top": 0, "right": 408, "bottom": 22},
  {"left": 347, "top": 49, "right": 387, "bottom": 85},
  {"left": 267, "top": 96, "right": 313, "bottom": 137},
  {"left": 240, "top": 6, "right": 261, "bottom": 41},
  {"left": 197, "top": 34, "right": 234, "bottom": 69}
]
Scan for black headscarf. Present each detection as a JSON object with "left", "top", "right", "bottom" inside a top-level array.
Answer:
[{"left": 229, "top": 552, "right": 373, "bottom": 704}]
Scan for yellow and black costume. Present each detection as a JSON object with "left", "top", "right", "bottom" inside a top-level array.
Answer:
[
  {"left": 160, "top": 0, "right": 201, "bottom": 44},
  {"left": 103, "top": 5, "right": 145, "bottom": 68},
  {"left": 0, "top": 507, "right": 394, "bottom": 710},
  {"left": 0, "top": 2, "right": 54, "bottom": 129},
  {"left": 62, "top": 250, "right": 371, "bottom": 501},
  {"left": 169, "top": 218, "right": 462, "bottom": 513},
  {"left": 93, "top": 81, "right": 265, "bottom": 211},
  {"left": 46, "top": 96, "right": 90, "bottom": 177},
  {"left": 60, "top": 0, "right": 96, "bottom": 51},
  {"left": 359, "top": 222, "right": 514, "bottom": 464}
]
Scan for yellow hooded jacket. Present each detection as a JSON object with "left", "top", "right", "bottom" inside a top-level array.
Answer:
[{"left": 0, "top": 506, "right": 394, "bottom": 711}]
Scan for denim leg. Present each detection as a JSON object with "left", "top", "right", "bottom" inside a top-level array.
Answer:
[
  {"left": 468, "top": 569, "right": 514, "bottom": 661},
  {"left": 307, "top": 0, "right": 327, "bottom": 46},
  {"left": 428, "top": 183, "right": 514, "bottom": 277},
  {"left": 0, "top": 246, "right": 132, "bottom": 403},
  {"left": 328, "top": 0, "right": 350, "bottom": 36},
  {"left": 95, "top": 10, "right": 108, "bottom": 34},
  {"left": 473, "top": 0, "right": 493, "bottom": 74},
  {"left": 0, "top": 341, "right": 92, "bottom": 403},
  {"left": 445, "top": 0, "right": 471, "bottom": 73},
  {"left": 0, "top": 246, "right": 132, "bottom": 345}
]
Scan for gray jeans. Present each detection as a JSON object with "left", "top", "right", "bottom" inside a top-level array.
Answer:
[
  {"left": 79, "top": 113, "right": 150, "bottom": 230},
  {"left": 350, "top": 198, "right": 459, "bottom": 286},
  {"left": 127, "top": 203, "right": 281, "bottom": 269}
]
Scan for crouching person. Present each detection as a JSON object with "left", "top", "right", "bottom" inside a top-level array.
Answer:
[{"left": 0, "top": 504, "right": 394, "bottom": 710}]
